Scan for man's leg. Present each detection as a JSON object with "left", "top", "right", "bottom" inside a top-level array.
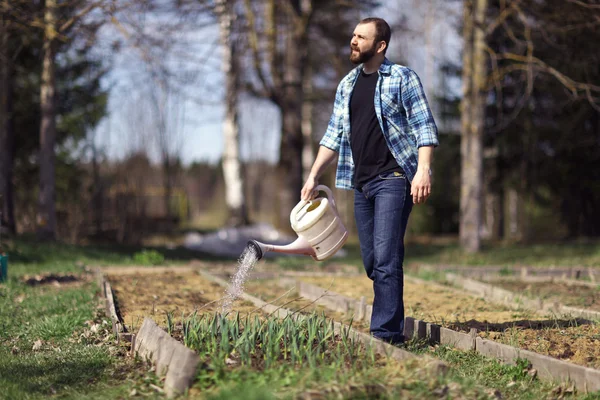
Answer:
[
  {"left": 369, "top": 174, "right": 412, "bottom": 344},
  {"left": 354, "top": 188, "right": 375, "bottom": 279}
]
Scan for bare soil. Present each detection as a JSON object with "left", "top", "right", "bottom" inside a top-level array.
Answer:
[
  {"left": 486, "top": 279, "right": 600, "bottom": 312},
  {"left": 293, "top": 275, "right": 600, "bottom": 369},
  {"left": 107, "top": 268, "right": 600, "bottom": 370},
  {"left": 107, "top": 271, "right": 257, "bottom": 331},
  {"left": 297, "top": 276, "right": 534, "bottom": 325}
]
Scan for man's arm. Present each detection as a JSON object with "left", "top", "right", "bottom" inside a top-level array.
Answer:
[
  {"left": 400, "top": 68, "right": 439, "bottom": 205},
  {"left": 411, "top": 145, "right": 434, "bottom": 204},
  {"left": 301, "top": 146, "right": 338, "bottom": 201}
]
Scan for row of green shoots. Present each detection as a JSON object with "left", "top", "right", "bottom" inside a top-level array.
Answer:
[{"left": 166, "top": 311, "right": 378, "bottom": 372}]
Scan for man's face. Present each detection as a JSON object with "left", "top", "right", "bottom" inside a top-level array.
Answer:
[{"left": 350, "top": 22, "right": 380, "bottom": 64}]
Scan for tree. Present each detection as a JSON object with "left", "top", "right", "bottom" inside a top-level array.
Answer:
[
  {"left": 460, "top": 0, "right": 488, "bottom": 253},
  {"left": 239, "top": 0, "right": 376, "bottom": 229},
  {"left": 37, "top": 0, "right": 59, "bottom": 239},
  {"left": 216, "top": 0, "right": 248, "bottom": 226}
]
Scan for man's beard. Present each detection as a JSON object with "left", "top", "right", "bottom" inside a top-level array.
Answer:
[{"left": 350, "top": 43, "right": 377, "bottom": 64}]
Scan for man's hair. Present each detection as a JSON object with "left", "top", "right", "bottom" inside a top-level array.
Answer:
[{"left": 360, "top": 17, "right": 391, "bottom": 54}]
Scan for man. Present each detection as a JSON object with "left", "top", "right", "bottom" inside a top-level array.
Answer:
[{"left": 301, "top": 17, "right": 438, "bottom": 345}]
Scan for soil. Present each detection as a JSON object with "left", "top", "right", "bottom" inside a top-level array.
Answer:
[
  {"left": 292, "top": 275, "right": 600, "bottom": 369},
  {"left": 106, "top": 268, "right": 600, "bottom": 370},
  {"left": 482, "top": 324, "right": 600, "bottom": 370},
  {"left": 107, "top": 271, "right": 257, "bottom": 331},
  {"left": 243, "top": 278, "right": 371, "bottom": 332},
  {"left": 486, "top": 279, "right": 600, "bottom": 312},
  {"left": 296, "top": 276, "right": 534, "bottom": 325}
]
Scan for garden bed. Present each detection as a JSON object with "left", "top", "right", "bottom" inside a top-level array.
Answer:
[
  {"left": 297, "top": 275, "right": 535, "bottom": 325},
  {"left": 293, "top": 275, "right": 600, "bottom": 370},
  {"left": 483, "top": 279, "right": 600, "bottom": 312},
  {"left": 107, "top": 271, "right": 256, "bottom": 331}
]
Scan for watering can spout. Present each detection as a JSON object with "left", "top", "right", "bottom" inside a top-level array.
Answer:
[{"left": 247, "top": 237, "right": 316, "bottom": 261}]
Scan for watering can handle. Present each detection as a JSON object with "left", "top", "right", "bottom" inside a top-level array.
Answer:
[
  {"left": 290, "top": 185, "right": 336, "bottom": 225},
  {"left": 314, "top": 185, "right": 337, "bottom": 209}
]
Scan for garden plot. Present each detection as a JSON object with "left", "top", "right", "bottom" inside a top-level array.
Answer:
[
  {"left": 483, "top": 278, "right": 600, "bottom": 312},
  {"left": 297, "top": 275, "right": 535, "bottom": 326},
  {"left": 105, "top": 269, "right": 516, "bottom": 399},
  {"left": 107, "top": 271, "right": 256, "bottom": 331},
  {"left": 293, "top": 275, "right": 600, "bottom": 370}
]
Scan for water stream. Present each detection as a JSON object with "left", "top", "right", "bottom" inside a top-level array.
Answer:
[{"left": 221, "top": 245, "right": 259, "bottom": 313}]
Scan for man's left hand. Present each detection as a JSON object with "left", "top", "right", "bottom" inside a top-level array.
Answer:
[{"left": 411, "top": 168, "right": 431, "bottom": 205}]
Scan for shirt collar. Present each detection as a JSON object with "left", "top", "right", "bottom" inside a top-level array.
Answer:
[{"left": 352, "top": 57, "right": 393, "bottom": 77}]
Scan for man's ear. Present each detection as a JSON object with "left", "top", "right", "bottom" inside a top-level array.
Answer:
[{"left": 377, "top": 41, "right": 387, "bottom": 54}]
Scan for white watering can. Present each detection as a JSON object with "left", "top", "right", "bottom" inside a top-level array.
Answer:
[{"left": 248, "top": 185, "right": 348, "bottom": 261}]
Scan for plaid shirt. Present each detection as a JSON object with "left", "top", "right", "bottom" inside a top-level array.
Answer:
[{"left": 320, "top": 58, "right": 439, "bottom": 190}]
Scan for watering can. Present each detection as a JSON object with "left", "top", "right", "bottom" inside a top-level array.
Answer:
[{"left": 248, "top": 185, "right": 348, "bottom": 261}]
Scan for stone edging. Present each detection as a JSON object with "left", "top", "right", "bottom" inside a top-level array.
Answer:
[
  {"left": 96, "top": 268, "right": 199, "bottom": 397},
  {"left": 296, "top": 279, "right": 600, "bottom": 392},
  {"left": 444, "top": 273, "right": 600, "bottom": 321},
  {"left": 482, "top": 275, "right": 599, "bottom": 288},
  {"left": 95, "top": 269, "right": 124, "bottom": 336},
  {"left": 413, "top": 264, "right": 598, "bottom": 283},
  {"left": 135, "top": 318, "right": 200, "bottom": 398}
]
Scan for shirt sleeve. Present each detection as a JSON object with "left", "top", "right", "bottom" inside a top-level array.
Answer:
[
  {"left": 319, "top": 81, "right": 345, "bottom": 153},
  {"left": 401, "top": 69, "right": 439, "bottom": 148}
]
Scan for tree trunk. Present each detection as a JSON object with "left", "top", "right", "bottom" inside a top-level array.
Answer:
[
  {"left": 37, "top": 0, "right": 58, "bottom": 240},
  {"left": 0, "top": 12, "right": 15, "bottom": 234},
  {"left": 218, "top": 0, "right": 248, "bottom": 227},
  {"left": 277, "top": 26, "right": 306, "bottom": 231},
  {"left": 301, "top": 63, "right": 314, "bottom": 181},
  {"left": 459, "top": 0, "right": 487, "bottom": 252}
]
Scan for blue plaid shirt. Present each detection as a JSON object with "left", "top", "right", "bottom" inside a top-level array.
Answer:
[{"left": 320, "top": 58, "right": 439, "bottom": 190}]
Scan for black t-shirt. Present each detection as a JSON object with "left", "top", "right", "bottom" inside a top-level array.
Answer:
[{"left": 349, "top": 70, "right": 403, "bottom": 190}]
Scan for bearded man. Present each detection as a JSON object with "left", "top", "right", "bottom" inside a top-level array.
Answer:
[{"left": 301, "top": 17, "right": 439, "bottom": 345}]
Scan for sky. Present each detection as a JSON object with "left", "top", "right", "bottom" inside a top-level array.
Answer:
[{"left": 95, "top": 0, "right": 461, "bottom": 167}]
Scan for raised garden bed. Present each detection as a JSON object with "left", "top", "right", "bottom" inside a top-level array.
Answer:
[
  {"left": 105, "top": 268, "right": 468, "bottom": 399},
  {"left": 483, "top": 278, "right": 600, "bottom": 312}
]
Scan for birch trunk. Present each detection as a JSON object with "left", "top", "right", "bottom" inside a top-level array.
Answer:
[
  {"left": 459, "top": 0, "right": 487, "bottom": 252},
  {"left": 37, "top": 0, "right": 58, "bottom": 240},
  {"left": 217, "top": 0, "right": 248, "bottom": 226},
  {"left": 301, "top": 64, "right": 314, "bottom": 181}
]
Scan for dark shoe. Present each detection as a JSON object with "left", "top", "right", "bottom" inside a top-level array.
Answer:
[{"left": 373, "top": 335, "right": 405, "bottom": 347}]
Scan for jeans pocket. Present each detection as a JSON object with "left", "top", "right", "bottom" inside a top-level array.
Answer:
[{"left": 378, "top": 171, "right": 405, "bottom": 180}]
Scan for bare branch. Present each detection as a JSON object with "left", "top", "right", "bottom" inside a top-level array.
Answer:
[
  {"left": 567, "top": 0, "right": 600, "bottom": 9},
  {"left": 242, "top": 0, "right": 274, "bottom": 97},
  {"left": 58, "top": 1, "right": 102, "bottom": 33}
]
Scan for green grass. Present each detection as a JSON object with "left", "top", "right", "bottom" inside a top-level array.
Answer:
[
  {"left": 0, "top": 238, "right": 169, "bottom": 400},
  {"left": 0, "top": 279, "right": 138, "bottom": 399},
  {"left": 411, "top": 344, "right": 600, "bottom": 400},
  {"left": 1, "top": 236, "right": 226, "bottom": 277}
]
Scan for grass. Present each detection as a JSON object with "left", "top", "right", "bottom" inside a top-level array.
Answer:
[
  {"left": 176, "top": 312, "right": 531, "bottom": 399},
  {"left": 0, "top": 237, "right": 170, "bottom": 399},
  {"left": 286, "top": 236, "right": 600, "bottom": 271},
  {"left": 0, "top": 279, "right": 137, "bottom": 399}
]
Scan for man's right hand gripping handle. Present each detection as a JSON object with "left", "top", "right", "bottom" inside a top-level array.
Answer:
[{"left": 301, "top": 146, "right": 339, "bottom": 201}]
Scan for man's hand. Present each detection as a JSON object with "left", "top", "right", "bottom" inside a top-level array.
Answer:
[
  {"left": 301, "top": 175, "right": 319, "bottom": 201},
  {"left": 411, "top": 167, "right": 431, "bottom": 205}
]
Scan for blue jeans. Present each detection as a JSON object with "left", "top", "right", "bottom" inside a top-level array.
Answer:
[{"left": 354, "top": 171, "right": 412, "bottom": 343}]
